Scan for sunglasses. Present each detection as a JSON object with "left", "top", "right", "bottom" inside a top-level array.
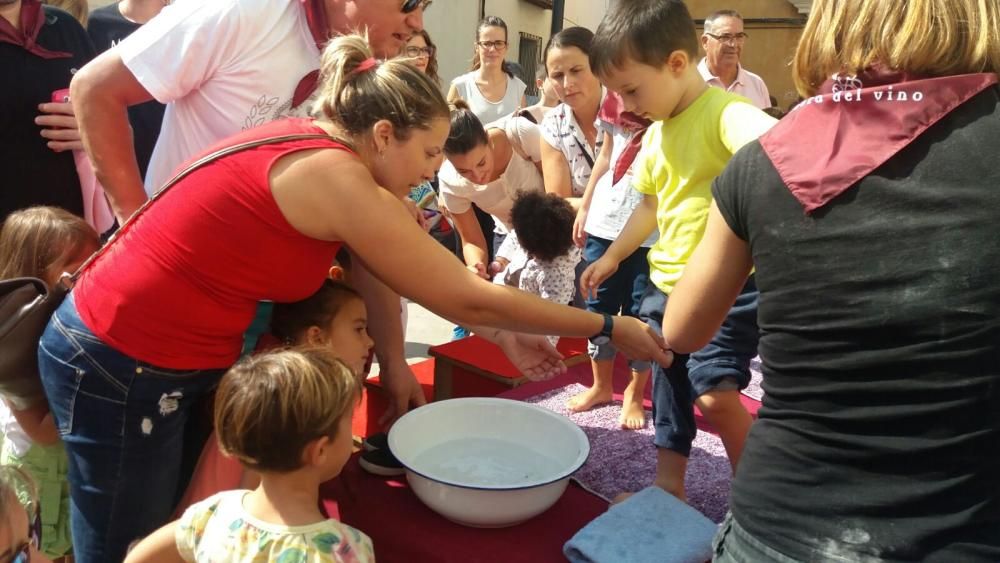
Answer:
[{"left": 401, "top": 0, "right": 432, "bottom": 13}]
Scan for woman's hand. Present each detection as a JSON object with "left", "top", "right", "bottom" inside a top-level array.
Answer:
[
  {"left": 466, "top": 262, "right": 489, "bottom": 279},
  {"left": 37, "top": 101, "right": 84, "bottom": 152},
  {"left": 609, "top": 316, "right": 673, "bottom": 367},
  {"left": 494, "top": 331, "right": 567, "bottom": 381},
  {"left": 580, "top": 255, "right": 619, "bottom": 300},
  {"left": 402, "top": 198, "right": 430, "bottom": 231}
]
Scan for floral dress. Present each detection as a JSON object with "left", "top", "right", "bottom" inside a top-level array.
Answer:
[{"left": 176, "top": 491, "right": 375, "bottom": 562}]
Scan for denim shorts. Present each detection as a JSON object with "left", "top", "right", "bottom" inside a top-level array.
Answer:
[
  {"left": 638, "top": 277, "right": 759, "bottom": 455},
  {"left": 583, "top": 235, "right": 651, "bottom": 371},
  {"left": 38, "top": 294, "right": 223, "bottom": 563},
  {"left": 713, "top": 513, "right": 803, "bottom": 562}
]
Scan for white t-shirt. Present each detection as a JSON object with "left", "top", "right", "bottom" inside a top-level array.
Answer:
[
  {"left": 0, "top": 401, "right": 32, "bottom": 457},
  {"left": 118, "top": 0, "right": 320, "bottom": 193},
  {"left": 450, "top": 71, "right": 527, "bottom": 124},
  {"left": 540, "top": 97, "right": 606, "bottom": 197},
  {"left": 584, "top": 119, "right": 658, "bottom": 247},
  {"left": 439, "top": 117, "right": 543, "bottom": 232},
  {"left": 493, "top": 231, "right": 581, "bottom": 346}
]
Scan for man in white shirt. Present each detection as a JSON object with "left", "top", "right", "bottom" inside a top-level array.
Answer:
[{"left": 697, "top": 9, "right": 771, "bottom": 110}]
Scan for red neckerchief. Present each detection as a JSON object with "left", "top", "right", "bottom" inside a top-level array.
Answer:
[
  {"left": 597, "top": 91, "right": 652, "bottom": 185},
  {"left": 760, "top": 67, "right": 998, "bottom": 213},
  {"left": 0, "top": 0, "right": 72, "bottom": 59},
  {"left": 291, "top": 0, "right": 331, "bottom": 109}
]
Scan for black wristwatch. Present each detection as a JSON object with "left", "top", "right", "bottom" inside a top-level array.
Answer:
[{"left": 589, "top": 313, "right": 614, "bottom": 345}]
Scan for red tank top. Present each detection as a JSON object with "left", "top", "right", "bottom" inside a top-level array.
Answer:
[{"left": 75, "top": 119, "right": 348, "bottom": 368}]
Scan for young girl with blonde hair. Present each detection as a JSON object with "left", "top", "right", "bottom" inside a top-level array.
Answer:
[
  {"left": 0, "top": 207, "right": 99, "bottom": 561},
  {"left": 126, "top": 347, "right": 372, "bottom": 562}
]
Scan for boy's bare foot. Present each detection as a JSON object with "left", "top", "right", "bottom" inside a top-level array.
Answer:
[
  {"left": 619, "top": 384, "right": 647, "bottom": 430},
  {"left": 566, "top": 386, "right": 613, "bottom": 412}
]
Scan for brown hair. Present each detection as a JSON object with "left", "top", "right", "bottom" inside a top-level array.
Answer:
[
  {"left": 0, "top": 207, "right": 99, "bottom": 283},
  {"left": 444, "top": 99, "right": 489, "bottom": 155},
  {"left": 214, "top": 347, "right": 362, "bottom": 473},
  {"left": 44, "top": 0, "right": 88, "bottom": 25},
  {"left": 317, "top": 33, "right": 449, "bottom": 140},
  {"left": 270, "top": 280, "right": 363, "bottom": 344},
  {"left": 590, "top": 0, "right": 699, "bottom": 79},
  {"left": 470, "top": 15, "right": 515, "bottom": 77},
  {"left": 793, "top": 0, "right": 1000, "bottom": 97},
  {"left": 409, "top": 30, "right": 441, "bottom": 87}
]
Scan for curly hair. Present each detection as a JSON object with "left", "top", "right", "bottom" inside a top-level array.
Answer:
[{"left": 510, "top": 191, "right": 575, "bottom": 263}]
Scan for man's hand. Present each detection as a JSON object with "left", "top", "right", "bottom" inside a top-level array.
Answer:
[
  {"left": 37, "top": 102, "right": 84, "bottom": 152},
  {"left": 377, "top": 361, "right": 428, "bottom": 428},
  {"left": 494, "top": 331, "right": 567, "bottom": 381}
]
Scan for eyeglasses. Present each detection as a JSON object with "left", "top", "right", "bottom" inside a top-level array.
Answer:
[
  {"left": 9, "top": 509, "right": 41, "bottom": 563},
  {"left": 705, "top": 32, "right": 748, "bottom": 44},
  {"left": 404, "top": 46, "right": 435, "bottom": 58},
  {"left": 401, "top": 0, "right": 431, "bottom": 13},
  {"left": 476, "top": 40, "right": 507, "bottom": 51}
]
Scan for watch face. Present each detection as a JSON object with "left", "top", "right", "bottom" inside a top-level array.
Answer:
[{"left": 591, "top": 336, "right": 611, "bottom": 346}]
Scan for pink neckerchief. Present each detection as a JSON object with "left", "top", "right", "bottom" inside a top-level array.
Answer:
[
  {"left": 0, "top": 0, "right": 72, "bottom": 59},
  {"left": 760, "top": 67, "right": 998, "bottom": 213},
  {"left": 291, "top": 0, "right": 331, "bottom": 109},
  {"left": 597, "top": 91, "right": 652, "bottom": 185}
]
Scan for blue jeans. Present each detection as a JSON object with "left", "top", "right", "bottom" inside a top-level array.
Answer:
[
  {"left": 583, "top": 236, "right": 651, "bottom": 371},
  {"left": 638, "top": 277, "right": 759, "bottom": 455},
  {"left": 713, "top": 513, "right": 802, "bottom": 562},
  {"left": 37, "top": 294, "right": 224, "bottom": 563}
]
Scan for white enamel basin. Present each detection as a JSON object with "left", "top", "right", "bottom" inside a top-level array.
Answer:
[{"left": 388, "top": 397, "right": 590, "bottom": 527}]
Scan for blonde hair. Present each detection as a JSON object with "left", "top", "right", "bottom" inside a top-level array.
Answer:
[
  {"left": 794, "top": 0, "right": 1000, "bottom": 96},
  {"left": 44, "top": 0, "right": 88, "bottom": 25},
  {"left": 0, "top": 207, "right": 99, "bottom": 282},
  {"left": 0, "top": 465, "right": 38, "bottom": 531},
  {"left": 317, "top": 34, "right": 449, "bottom": 140},
  {"left": 214, "top": 347, "right": 362, "bottom": 472}
]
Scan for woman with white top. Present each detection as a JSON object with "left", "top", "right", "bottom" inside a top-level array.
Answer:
[
  {"left": 447, "top": 16, "right": 528, "bottom": 124},
  {"left": 438, "top": 100, "right": 543, "bottom": 278},
  {"left": 540, "top": 27, "right": 605, "bottom": 210}
]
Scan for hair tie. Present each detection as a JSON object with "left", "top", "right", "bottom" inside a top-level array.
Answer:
[{"left": 352, "top": 57, "right": 380, "bottom": 76}]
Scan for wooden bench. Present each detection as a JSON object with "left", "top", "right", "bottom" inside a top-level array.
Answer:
[{"left": 428, "top": 336, "right": 590, "bottom": 401}]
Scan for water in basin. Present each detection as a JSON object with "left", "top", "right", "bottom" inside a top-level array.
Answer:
[{"left": 412, "top": 437, "right": 567, "bottom": 488}]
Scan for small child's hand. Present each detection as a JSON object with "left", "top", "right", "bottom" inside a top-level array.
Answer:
[
  {"left": 573, "top": 207, "right": 589, "bottom": 248},
  {"left": 580, "top": 256, "right": 619, "bottom": 300},
  {"left": 488, "top": 258, "right": 509, "bottom": 275}
]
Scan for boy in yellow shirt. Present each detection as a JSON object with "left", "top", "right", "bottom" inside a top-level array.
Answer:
[{"left": 581, "top": 0, "right": 776, "bottom": 501}]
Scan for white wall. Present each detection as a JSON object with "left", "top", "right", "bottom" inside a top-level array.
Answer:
[{"left": 563, "top": 0, "right": 611, "bottom": 31}]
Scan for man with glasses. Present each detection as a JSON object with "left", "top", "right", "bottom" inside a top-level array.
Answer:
[{"left": 697, "top": 9, "right": 771, "bottom": 109}]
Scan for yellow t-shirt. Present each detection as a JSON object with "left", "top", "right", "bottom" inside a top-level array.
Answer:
[{"left": 633, "top": 87, "right": 776, "bottom": 294}]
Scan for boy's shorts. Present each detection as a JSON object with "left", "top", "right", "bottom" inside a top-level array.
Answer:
[{"left": 638, "top": 276, "right": 759, "bottom": 456}]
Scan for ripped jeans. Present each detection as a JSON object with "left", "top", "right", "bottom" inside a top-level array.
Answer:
[{"left": 37, "top": 294, "right": 223, "bottom": 563}]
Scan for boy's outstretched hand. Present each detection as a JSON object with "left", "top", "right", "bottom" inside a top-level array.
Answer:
[{"left": 610, "top": 316, "right": 673, "bottom": 367}]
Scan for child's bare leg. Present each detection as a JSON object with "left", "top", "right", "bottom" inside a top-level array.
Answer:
[
  {"left": 620, "top": 368, "right": 651, "bottom": 430},
  {"left": 567, "top": 358, "right": 614, "bottom": 412},
  {"left": 611, "top": 448, "right": 686, "bottom": 505},
  {"left": 695, "top": 389, "right": 752, "bottom": 470}
]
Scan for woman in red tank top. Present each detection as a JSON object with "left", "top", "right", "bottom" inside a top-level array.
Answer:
[{"left": 36, "top": 35, "right": 673, "bottom": 562}]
